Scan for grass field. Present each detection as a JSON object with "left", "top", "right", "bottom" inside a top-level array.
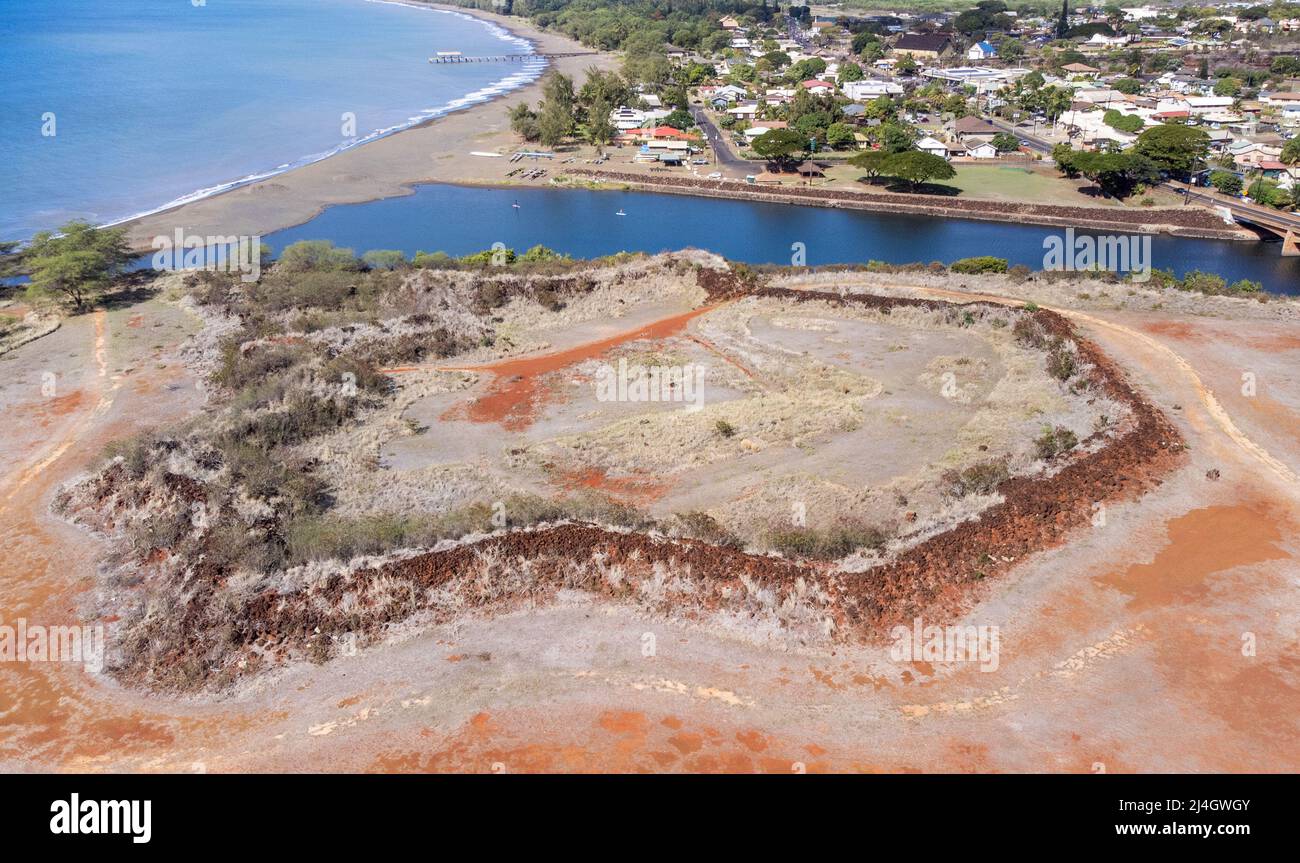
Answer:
[{"left": 823, "top": 162, "right": 1128, "bottom": 207}]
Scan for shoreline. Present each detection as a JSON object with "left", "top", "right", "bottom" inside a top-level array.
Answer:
[
  {"left": 121, "top": 4, "right": 617, "bottom": 253},
  {"left": 104, "top": 1, "right": 545, "bottom": 240},
  {"left": 115, "top": 3, "right": 1265, "bottom": 256}
]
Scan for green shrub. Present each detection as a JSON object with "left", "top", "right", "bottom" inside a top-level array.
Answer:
[
  {"left": 941, "top": 458, "right": 1010, "bottom": 497},
  {"left": 673, "top": 511, "right": 743, "bottom": 549},
  {"left": 950, "top": 256, "right": 1009, "bottom": 275},
  {"left": 1034, "top": 425, "right": 1079, "bottom": 460},
  {"left": 1046, "top": 344, "right": 1077, "bottom": 381},
  {"left": 275, "top": 240, "right": 359, "bottom": 273},
  {"left": 766, "top": 520, "right": 888, "bottom": 560}
]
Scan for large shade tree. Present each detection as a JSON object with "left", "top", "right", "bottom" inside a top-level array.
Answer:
[{"left": 24, "top": 220, "right": 133, "bottom": 309}]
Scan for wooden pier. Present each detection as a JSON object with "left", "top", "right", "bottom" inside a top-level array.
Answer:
[{"left": 428, "top": 51, "right": 597, "bottom": 64}]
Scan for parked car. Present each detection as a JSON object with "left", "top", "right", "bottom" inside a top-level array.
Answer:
[{"left": 707, "top": 171, "right": 722, "bottom": 179}]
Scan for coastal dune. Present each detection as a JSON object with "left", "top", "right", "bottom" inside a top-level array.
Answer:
[{"left": 122, "top": 4, "right": 618, "bottom": 252}]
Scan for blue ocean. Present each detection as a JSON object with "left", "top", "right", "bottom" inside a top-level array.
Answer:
[{"left": 0, "top": 0, "right": 542, "bottom": 242}]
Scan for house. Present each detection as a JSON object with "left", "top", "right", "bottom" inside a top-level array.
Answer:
[
  {"left": 720, "top": 16, "right": 741, "bottom": 30},
  {"left": 609, "top": 106, "right": 647, "bottom": 132},
  {"left": 917, "top": 135, "right": 949, "bottom": 158},
  {"left": 726, "top": 101, "right": 761, "bottom": 120},
  {"left": 950, "top": 115, "right": 1000, "bottom": 139},
  {"left": 967, "top": 41, "right": 997, "bottom": 61},
  {"left": 964, "top": 137, "right": 1000, "bottom": 159},
  {"left": 742, "top": 121, "right": 789, "bottom": 140},
  {"left": 1261, "top": 92, "right": 1300, "bottom": 108},
  {"left": 1062, "top": 62, "right": 1101, "bottom": 77},
  {"left": 707, "top": 84, "right": 748, "bottom": 104},
  {"left": 801, "top": 79, "right": 836, "bottom": 95},
  {"left": 842, "top": 80, "right": 904, "bottom": 101},
  {"left": 891, "top": 32, "right": 955, "bottom": 61}
]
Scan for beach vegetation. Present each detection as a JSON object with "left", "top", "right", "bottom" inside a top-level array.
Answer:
[
  {"left": 276, "top": 240, "right": 359, "bottom": 272},
  {"left": 950, "top": 256, "right": 1009, "bottom": 275},
  {"left": 23, "top": 220, "right": 133, "bottom": 310},
  {"left": 361, "top": 250, "right": 407, "bottom": 271}
]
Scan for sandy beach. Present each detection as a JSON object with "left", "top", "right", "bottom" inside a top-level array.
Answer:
[{"left": 122, "top": 4, "right": 619, "bottom": 252}]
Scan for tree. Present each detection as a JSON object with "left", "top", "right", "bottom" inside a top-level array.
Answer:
[
  {"left": 1213, "top": 77, "right": 1242, "bottom": 97},
  {"left": 509, "top": 102, "right": 540, "bottom": 141},
  {"left": 277, "top": 240, "right": 359, "bottom": 272},
  {"left": 537, "top": 72, "right": 576, "bottom": 147},
  {"left": 361, "top": 250, "right": 406, "bottom": 270},
  {"left": 826, "top": 123, "right": 856, "bottom": 150},
  {"left": 1037, "top": 86, "right": 1073, "bottom": 123},
  {"left": 662, "top": 107, "right": 693, "bottom": 131},
  {"left": 752, "top": 128, "right": 808, "bottom": 170},
  {"left": 849, "top": 149, "right": 891, "bottom": 182},
  {"left": 1056, "top": 0, "right": 1070, "bottom": 40},
  {"left": 763, "top": 50, "right": 792, "bottom": 70},
  {"left": 1103, "top": 109, "right": 1144, "bottom": 134},
  {"left": 894, "top": 53, "right": 918, "bottom": 76},
  {"left": 1208, "top": 170, "right": 1243, "bottom": 197},
  {"left": 991, "top": 132, "right": 1021, "bottom": 153},
  {"left": 1280, "top": 136, "right": 1300, "bottom": 166},
  {"left": 24, "top": 220, "right": 133, "bottom": 309},
  {"left": 838, "top": 61, "right": 863, "bottom": 83},
  {"left": 0, "top": 241, "right": 20, "bottom": 280},
  {"left": 1133, "top": 124, "right": 1210, "bottom": 176},
  {"left": 1052, "top": 143, "right": 1081, "bottom": 177},
  {"left": 883, "top": 151, "right": 956, "bottom": 191},
  {"left": 585, "top": 97, "right": 617, "bottom": 148},
  {"left": 1070, "top": 151, "right": 1161, "bottom": 198},
  {"left": 1247, "top": 178, "right": 1284, "bottom": 208},
  {"left": 877, "top": 121, "right": 918, "bottom": 154}
]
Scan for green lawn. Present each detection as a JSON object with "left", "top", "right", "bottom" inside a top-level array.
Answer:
[{"left": 823, "top": 163, "right": 1125, "bottom": 207}]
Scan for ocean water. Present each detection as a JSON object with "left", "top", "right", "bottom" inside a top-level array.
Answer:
[
  {"left": 0, "top": 0, "right": 543, "bottom": 242},
  {"left": 264, "top": 183, "right": 1300, "bottom": 294}
]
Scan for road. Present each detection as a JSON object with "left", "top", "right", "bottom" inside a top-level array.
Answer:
[
  {"left": 690, "top": 107, "right": 760, "bottom": 175},
  {"left": 989, "top": 117, "right": 1056, "bottom": 155}
]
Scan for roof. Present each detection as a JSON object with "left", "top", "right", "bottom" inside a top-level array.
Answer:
[
  {"left": 952, "top": 116, "right": 999, "bottom": 134},
  {"left": 1063, "top": 63, "right": 1101, "bottom": 73},
  {"left": 801, "top": 79, "right": 835, "bottom": 89},
  {"left": 633, "top": 126, "right": 699, "bottom": 140},
  {"left": 893, "top": 32, "right": 953, "bottom": 53}
]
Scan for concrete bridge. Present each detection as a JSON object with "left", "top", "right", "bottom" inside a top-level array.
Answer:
[{"left": 1167, "top": 180, "right": 1300, "bottom": 256}]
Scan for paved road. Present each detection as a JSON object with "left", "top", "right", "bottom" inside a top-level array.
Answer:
[
  {"left": 691, "top": 107, "right": 760, "bottom": 175},
  {"left": 989, "top": 118, "right": 1056, "bottom": 155}
]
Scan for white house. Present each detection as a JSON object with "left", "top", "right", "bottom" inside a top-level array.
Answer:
[
  {"left": 609, "top": 106, "right": 647, "bottom": 131},
  {"left": 726, "top": 101, "right": 761, "bottom": 119},
  {"left": 917, "top": 135, "right": 949, "bottom": 158},
  {"left": 801, "top": 79, "right": 836, "bottom": 96},
  {"left": 842, "top": 80, "right": 904, "bottom": 101},
  {"left": 965, "top": 137, "right": 1000, "bottom": 159},
  {"left": 966, "top": 41, "right": 997, "bottom": 61}
]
